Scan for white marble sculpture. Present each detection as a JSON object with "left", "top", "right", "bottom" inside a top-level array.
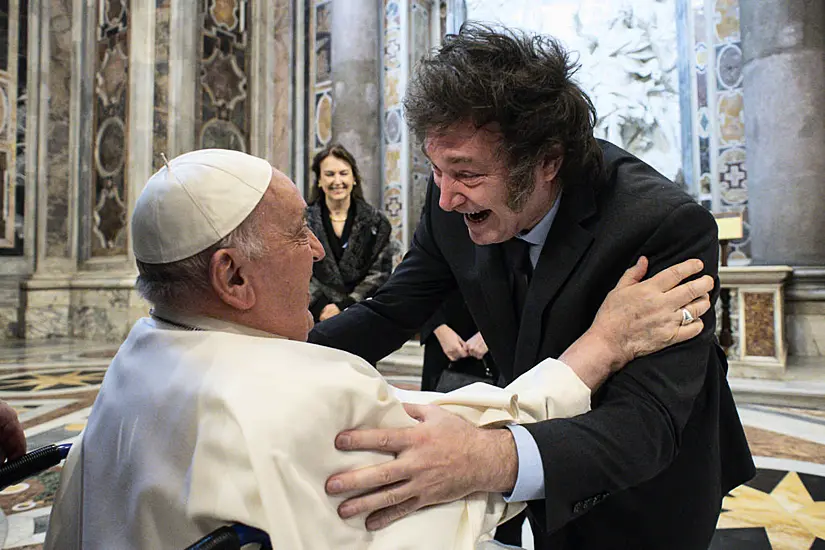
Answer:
[{"left": 465, "top": 0, "right": 682, "bottom": 182}]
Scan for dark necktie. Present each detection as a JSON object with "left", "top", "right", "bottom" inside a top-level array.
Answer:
[{"left": 503, "top": 238, "right": 533, "bottom": 324}]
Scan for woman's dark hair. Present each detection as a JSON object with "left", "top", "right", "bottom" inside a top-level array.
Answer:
[
  {"left": 309, "top": 143, "right": 365, "bottom": 204},
  {"left": 403, "top": 22, "right": 604, "bottom": 211}
]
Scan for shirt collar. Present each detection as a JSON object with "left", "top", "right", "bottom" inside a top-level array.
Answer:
[
  {"left": 150, "top": 305, "right": 285, "bottom": 339},
  {"left": 517, "top": 191, "right": 563, "bottom": 247}
]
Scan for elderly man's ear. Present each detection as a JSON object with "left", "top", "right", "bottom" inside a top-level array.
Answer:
[{"left": 209, "top": 249, "right": 256, "bottom": 310}]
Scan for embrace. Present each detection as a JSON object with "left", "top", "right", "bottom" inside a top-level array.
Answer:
[{"left": 45, "top": 23, "right": 753, "bottom": 550}]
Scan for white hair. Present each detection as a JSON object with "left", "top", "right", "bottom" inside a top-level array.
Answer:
[{"left": 135, "top": 206, "right": 267, "bottom": 307}]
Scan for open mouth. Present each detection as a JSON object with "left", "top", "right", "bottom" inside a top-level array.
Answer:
[{"left": 464, "top": 210, "right": 491, "bottom": 224}]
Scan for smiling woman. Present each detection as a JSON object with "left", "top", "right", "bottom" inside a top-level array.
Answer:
[{"left": 306, "top": 144, "right": 394, "bottom": 323}]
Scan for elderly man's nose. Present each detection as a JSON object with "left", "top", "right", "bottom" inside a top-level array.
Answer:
[{"left": 310, "top": 230, "right": 325, "bottom": 261}]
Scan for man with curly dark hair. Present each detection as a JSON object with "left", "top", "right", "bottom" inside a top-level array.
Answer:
[{"left": 311, "top": 23, "right": 754, "bottom": 549}]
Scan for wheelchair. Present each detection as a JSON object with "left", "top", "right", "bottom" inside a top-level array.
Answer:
[{"left": 0, "top": 443, "right": 272, "bottom": 550}]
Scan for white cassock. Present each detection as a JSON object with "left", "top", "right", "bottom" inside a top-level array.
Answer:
[{"left": 44, "top": 313, "right": 591, "bottom": 550}]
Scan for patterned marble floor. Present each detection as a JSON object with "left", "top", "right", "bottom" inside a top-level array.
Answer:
[{"left": 0, "top": 340, "right": 823, "bottom": 549}]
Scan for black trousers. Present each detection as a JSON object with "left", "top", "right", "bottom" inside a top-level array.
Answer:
[{"left": 494, "top": 510, "right": 526, "bottom": 546}]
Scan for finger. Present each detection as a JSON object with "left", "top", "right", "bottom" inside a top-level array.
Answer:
[
  {"left": 402, "top": 403, "right": 435, "bottom": 422},
  {"left": 614, "top": 256, "right": 648, "bottom": 290},
  {"left": 650, "top": 259, "right": 704, "bottom": 292},
  {"left": 365, "top": 497, "right": 422, "bottom": 530},
  {"left": 334, "top": 427, "right": 412, "bottom": 453},
  {"left": 671, "top": 319, "right": 705, "bottom": 344},
  {"left": 685, "top": 294, "right": 712, "bottom": 320},
  {"left": 336, "top": 481, "right": 415, "bottom": 520},
  {"left": 665, "top": 275, "right": 714, "bottom": 309},
  {"left": 327, "top": 461, "right": 410, "bottom": 496}
]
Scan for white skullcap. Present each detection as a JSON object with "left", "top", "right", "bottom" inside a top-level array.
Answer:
[{"left": 132, "top": 149, "right": 272, "bottom": 264}]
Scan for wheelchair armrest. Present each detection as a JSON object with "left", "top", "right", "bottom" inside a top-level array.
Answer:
[
  {"left": 184, "top": 524, "right": 271, "bottom": 550},
  {"left": 0, "top": 443, "right": 72, "bottom": 490}
]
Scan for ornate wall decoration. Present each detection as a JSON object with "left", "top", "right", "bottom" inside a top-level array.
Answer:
[
  {"left": 380, "top": 0, "right": 440, "bottom": 265},
  {"left": 382, "top": 0, "right": 406, "bottom": 265},
  {"left": 408, "top": 1, "right": 433, "bottom": 239},
  {"left": 91, "top": 0, "right": 130, "bottom": 257},
  {"left": 197, "top": 0, "right": 250, "bottom": 153},
  {"left": 309, "top": 0, "right": 334, "bottom": 166},
  {"left": 679, "top": 0, "right": 750, "bottom": 263}
]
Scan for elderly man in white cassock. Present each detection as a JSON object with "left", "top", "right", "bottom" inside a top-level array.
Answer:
[{"left": 44, "top": 149, "right": 711, "bottom": 550}]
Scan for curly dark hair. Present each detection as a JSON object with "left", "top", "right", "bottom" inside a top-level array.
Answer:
[
  {"left": 309, "top": 143, "right": 365, "bottom": 204},
  {"left": 404, "top": 23, "right": 604, "bottom": 211}
]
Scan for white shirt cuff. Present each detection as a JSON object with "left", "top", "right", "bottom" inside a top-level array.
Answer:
[{"left": 502, "top": 424, "right": 545, "bottom": 502}]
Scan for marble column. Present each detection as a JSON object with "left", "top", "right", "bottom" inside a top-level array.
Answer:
[
  {"left": 249, "top": 0, "right": 293, "bottom": 169},
  {"left": 740, "top": 0, "right": 825, "bottom": 266},
  {"left": 331, "top": 0, "right": 382, "bottom": 208},
  {"left": 126, "top": 0, "right": 156, "bottom": 254},
  {"left": 37, "top": 0, "right": 78, "bottom": 271},
  {"left": 167, "top": 0, "right": 198, "bottom": 157},
  {"left": 270, "top": 0, "right": 294, "bottom": 175},
  {"left": 152, "top": 0, "right": 171, "bottom": 172}
]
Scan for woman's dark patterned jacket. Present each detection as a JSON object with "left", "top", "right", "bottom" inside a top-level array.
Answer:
[{"left": 307, "top": 198, "right": 394, "bottom": 316}]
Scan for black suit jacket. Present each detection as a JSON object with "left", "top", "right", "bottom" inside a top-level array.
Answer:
[{"left": 309, "top": 141, "right": 755, "bottom": 548}]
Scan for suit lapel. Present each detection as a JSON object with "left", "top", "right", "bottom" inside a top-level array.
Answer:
[{"left": 513, "top": 183, "right": 598, "bottom": 376}]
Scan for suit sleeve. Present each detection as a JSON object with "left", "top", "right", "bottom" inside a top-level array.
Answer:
[
  {"left": 419, "top": 302, "right": 449, "bottom": 343},
  {"left": 523, "top": 201, "right": 721, "bottom": 533},
  {"left": 308, "top": 179, "right": 458, "bottom": 364}
]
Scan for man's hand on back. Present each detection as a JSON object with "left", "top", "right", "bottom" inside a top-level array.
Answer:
[{"left": 326, "top": 404, "right": 517, "bottom": 530}]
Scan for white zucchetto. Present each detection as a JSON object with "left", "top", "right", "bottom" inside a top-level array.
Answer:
[{"left": 132, "top": 149, "right": 272, "bottom": 264}]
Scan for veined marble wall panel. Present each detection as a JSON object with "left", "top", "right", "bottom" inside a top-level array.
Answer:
[
  {"left": 271, "top": 0, "right": 292, "bottom": 173},
  {"left": 45, "top": 0, "right": 73, "bottom": 258},
  {"left": 21, "top": 287, "right": 71, "bottom": 339},
  {"left": 69, "top": 287, "right": 131, "bottom": 342},
  {"left": 20, "top": 279, "right": 150, "bottom": 341},
  {"left": 382, "top": 0, "right": 405, "bottom": 264},
  {"left": 197, "top": 0, "right": 251, "bottom": 152},
  {"left": 90, "top": 0, "right": 130, "bottom": 258},
  {"left": 152, "top": 0, "right": 170, "bottom": 172}
]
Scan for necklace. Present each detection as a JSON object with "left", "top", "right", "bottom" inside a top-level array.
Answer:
[{"left": 329, "top": 214, "right": 348, "bottom": 222}]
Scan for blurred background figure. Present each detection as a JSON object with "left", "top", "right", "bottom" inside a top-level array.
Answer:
[
  {"left": 420, "top": 291, "right": 495, "bottom": 392},
  {"left": 307, "top": 144, "right": 394, "bottom": 323}
]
